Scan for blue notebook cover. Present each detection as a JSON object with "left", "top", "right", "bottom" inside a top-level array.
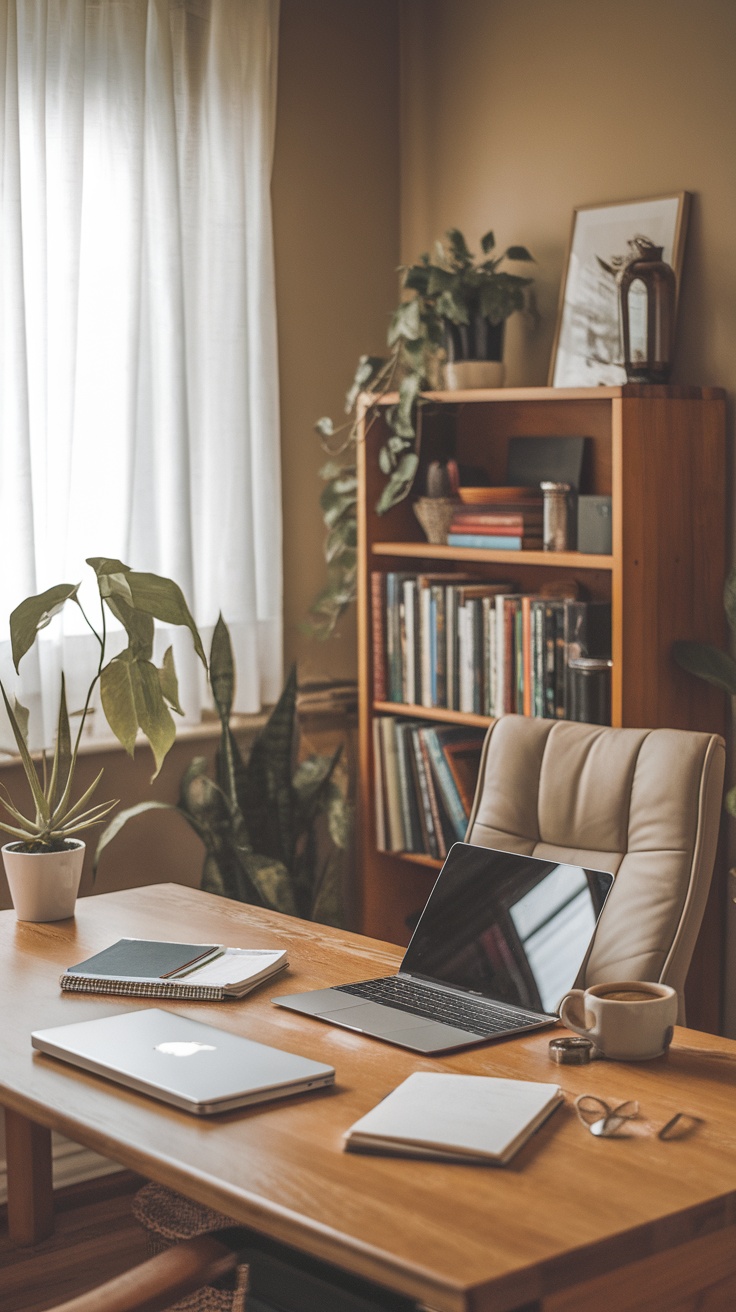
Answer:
[{"left": 447, "top": 533, "right": 524, "bottom": 550}]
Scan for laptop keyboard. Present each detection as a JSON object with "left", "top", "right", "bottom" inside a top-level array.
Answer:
[{"left": 339, "top": 976, "right": 544, "bottom": 1037}]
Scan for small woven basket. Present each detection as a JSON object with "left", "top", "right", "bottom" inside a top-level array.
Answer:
[
  {"left": 413, "top": 496, "right": 459, "bottom": 545},
  {"left": 131, "top": 1183, "right": 248, "bottom": 1312}
]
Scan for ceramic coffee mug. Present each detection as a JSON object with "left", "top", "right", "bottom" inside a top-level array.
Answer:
[{"left": 558, "top": 981, "right": 678, "bottom": 1061}]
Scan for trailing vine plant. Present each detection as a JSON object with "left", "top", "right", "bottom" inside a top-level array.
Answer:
[{"left": 306, "top": 229, "right": 534, "bottom": 639}]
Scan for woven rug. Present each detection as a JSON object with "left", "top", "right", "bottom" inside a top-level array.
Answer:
[{"left": 131, "top": 1182, "right": 248, "bottom": 1312}]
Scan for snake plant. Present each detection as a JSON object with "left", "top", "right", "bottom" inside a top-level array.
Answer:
[{"left": 96, "top": 617, "right": 351, "bottom": 926}]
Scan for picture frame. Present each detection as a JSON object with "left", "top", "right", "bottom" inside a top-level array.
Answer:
[{"left": 549, "top": 192, "right": 691, "bottom": 387}]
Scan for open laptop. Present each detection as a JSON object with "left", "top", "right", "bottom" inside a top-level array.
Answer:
[
  {"left": 31, "top": 1008, "right": 335, "bottom": 1115},
  {"left": 274, "top": 843, "right": 614, "bottom": 1054}
]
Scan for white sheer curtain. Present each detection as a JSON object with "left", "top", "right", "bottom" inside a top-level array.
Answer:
[{"left": 0, "top": 0, "right": 282, "bottom": 749}]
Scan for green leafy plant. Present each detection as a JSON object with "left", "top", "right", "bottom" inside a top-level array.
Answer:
[
  {"left": 96, "top": 618, "right": 351, "bottom": 926},
  {"left": 0, "top": 558, "right": 206, "bottom": 852},
  {"left": 673, "top": 565, "right": 736, "bottom": 814},
  {"left": 308, "top": 228, "right": 534, "bottom": 638}
]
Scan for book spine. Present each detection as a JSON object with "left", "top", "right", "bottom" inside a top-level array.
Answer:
[
  {"left": 445, "top": 584, "right": 458, "bottom": 711},
  {"left": 429, "top": 588, "right": 438, "bottom": 707},
  {"left": 472, "top": 599, "right": 483, "bottom": 715},
  {"left": 398, "top": 587, "right": 404, "bottom": 708},
  {"left": 458, "top": 603, "right": 473, "bottom": 714},
  {"left": 59, "top": 975, "right": 226, "bottom": 1001},
  {"left": 371, "top": 572, "right": 387, "bottom": 702},
  {"left": 554, "top": 602, "right": 566, "bottom": 717},
  {"left": 503, "top": 600, "right": 517, "bottom": 714},
  {"left": 532, "top": 600, "right": 545, "bottom": 718},
  {"left": 420, "top": 582, "right": 432, "bottom": 708},
  {"left": 494, "top": 596, "right": 505, "bottom": 718},
  {"left": 417, "top": 729, "right": 447, "bottom": 859},
  {"left": 403, "top": 579, "right": 417, "bottom": 706},
  {"left": 482, "top": 596, "right": 492, "bottom": 716},
  {"left": 514, "top": 605, "right": 524, "bottom": 713},
  {"left": 394, "top": 724, "right": 419, "bottom": 852},
  {"left": 543, "top": 602, "right": 557, "bottom": 718},
  {"left": 409, "top": 727, "right": 439, "bottom": 856},
  {"left": 449, "top": 514, "right": 542, "bottom": 529},
  {"left": 380, "top": 717, "right": 405, "bottom": 850},
  {"left": 422, "top": 729, "right": 468, "bottom": 841},
  {"left": 488, "top": 599, "right": 497, "bottom": 717},
  {"left": 432, "top": 584, "right": 447, "bottom": 708},
  {"left": 372, "top": 717, "right": 387, "bottom": 850},
  {"left": 447, "top": 534, "right": 525, "bottom": 550},
  {"left": 521, "top": 595, "right": 532, "bottom": 718},
  {"left": 385, "top": 574, "right": 401, "bottom": 702}
]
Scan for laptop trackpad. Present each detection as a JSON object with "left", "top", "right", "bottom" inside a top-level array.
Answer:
[{"left": 318, "top": 1001, "right": 433, "bottom": 1035}]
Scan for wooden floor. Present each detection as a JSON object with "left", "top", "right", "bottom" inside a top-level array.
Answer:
[{"left": 0, "top": 1172, "right": 149, "bottom": 1312}]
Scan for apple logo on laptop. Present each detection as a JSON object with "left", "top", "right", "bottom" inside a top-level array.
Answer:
[{"left": 155, "top": 1041, "right": 216, "bottom": 1057}]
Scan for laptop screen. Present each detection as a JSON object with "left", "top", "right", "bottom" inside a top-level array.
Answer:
[{"left": 401, "top": 843, "right": 614, "bottom": 1014}]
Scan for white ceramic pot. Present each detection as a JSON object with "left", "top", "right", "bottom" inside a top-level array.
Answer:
[
  {"left": 443, "top": 360, "right": 505, "bottom": 390},
  {"left": 2, "top": 840, "right": 85, "bottom": 922}
]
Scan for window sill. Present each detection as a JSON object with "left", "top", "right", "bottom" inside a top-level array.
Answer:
[{"left": 0, "top": 712, "right": 269, "bottom": 770}]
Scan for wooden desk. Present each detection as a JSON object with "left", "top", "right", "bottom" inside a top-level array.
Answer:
[{"left": 3, "top": 885, "right": 736, "bottom": 1312}]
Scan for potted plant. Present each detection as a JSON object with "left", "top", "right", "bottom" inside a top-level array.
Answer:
[
  {"left": 95, "top": 618, "right": 352, "bottom": 927},
  {"left": 404, "top": 227, "right": 534, "bottom": 390},
  {"left": 308, "top": 227, "right": 534, "bottom": 638},
  {"left": 0, "top": 557, "right": 206, "bottom": 921}
]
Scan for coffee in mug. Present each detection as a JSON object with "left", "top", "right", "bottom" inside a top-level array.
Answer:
[{"left": 558, "top": 980, "right": 677, "bottom": 1061}]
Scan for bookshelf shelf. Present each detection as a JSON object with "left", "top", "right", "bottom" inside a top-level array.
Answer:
[
  {"left": 373, "top": 700, "right": 492, "bottom": 729},
  {"left": 357, "top": 385, "right": 727, "bottom": 1032},
  {"left": 372, "top": 542, "right": 613, "bottom": 570},
  {"left": 399, "top": 851, "right": 444, "bottom": 871}
]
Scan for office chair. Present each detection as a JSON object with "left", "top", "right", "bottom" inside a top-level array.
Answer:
[
  {"left": 42, "top": 1229, "right": 247, "bottom": 1312},
  {"left": 465, "top": 715, "right": 725, "bottom": 1023}
]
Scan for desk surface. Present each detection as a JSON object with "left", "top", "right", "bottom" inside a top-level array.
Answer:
[{"left": 2, "top": 885, "right": 736, "bottom": 1312}]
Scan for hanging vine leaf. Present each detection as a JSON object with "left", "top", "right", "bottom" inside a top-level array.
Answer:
[{"left": 308, "top": 226, "right": 536, "bottom": 638}]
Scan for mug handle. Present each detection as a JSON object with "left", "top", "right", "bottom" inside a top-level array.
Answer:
[{"left": 559, "top": 989, "right": 592, "bottom": 1037}]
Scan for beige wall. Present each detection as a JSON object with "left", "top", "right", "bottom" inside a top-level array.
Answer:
[
  {"left": 274, "top": 0, "right": 401, "bottom": 684},
  {"left": 399, "top": 0, "right": 736, "bottom": 399}
]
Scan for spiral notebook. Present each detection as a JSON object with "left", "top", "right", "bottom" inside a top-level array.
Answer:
[{"left": 59, "top": 938, "right": 288, "bottom": 1001}]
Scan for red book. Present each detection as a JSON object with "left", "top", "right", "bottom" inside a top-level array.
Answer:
[
  {"left": 522, "top": 595, "right": 532, "bottom": 718},
  {"left": 371, "top": 572, "right": 387, "bottom": 701},
  {"left": 451, "top": 512, "right": 542, "bottom": 528},
  {"left": 446, "top": 514, "right": 537, "bottom": 530}
]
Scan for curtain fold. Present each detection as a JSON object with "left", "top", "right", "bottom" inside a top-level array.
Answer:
[{"left": 0, "top": 0, "right": 282, "bottom": 750}]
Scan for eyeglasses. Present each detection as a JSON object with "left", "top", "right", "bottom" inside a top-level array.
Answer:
[
  {"left": 575, "top": 1094, "right": 703, "bottom": 1140},
  {"left": 575, "top": 1095, "right": 639, "bottom": 1137}
]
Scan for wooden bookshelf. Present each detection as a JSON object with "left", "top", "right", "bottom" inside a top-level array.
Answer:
[{"left": 356, "top": 385, "right": 728, "bottom": 1032}]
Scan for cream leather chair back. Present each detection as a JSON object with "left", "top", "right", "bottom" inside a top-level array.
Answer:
[{"left": 465, "top": 716, "right": 725, "bottom": 1023}]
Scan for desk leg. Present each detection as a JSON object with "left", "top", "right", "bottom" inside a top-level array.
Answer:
[{"left": 5, "top": 1110, "right": 54, "bottom": 1245}]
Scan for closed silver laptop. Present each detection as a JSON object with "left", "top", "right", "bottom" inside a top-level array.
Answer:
[{"left": 31, "top": 1008, "right": 335, "bottom": 1115}]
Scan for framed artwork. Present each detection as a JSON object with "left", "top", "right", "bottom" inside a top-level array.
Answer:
[{"left": 549, "top": 192, "right": 691, "bottom": 387}]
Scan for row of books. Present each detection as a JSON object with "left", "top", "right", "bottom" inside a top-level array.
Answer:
[
  {"left": 373, "top": 718, "right": 485, "bottom": 859},
  {"left": 372, "top": 571, "right": 611, "bottom": 720}
]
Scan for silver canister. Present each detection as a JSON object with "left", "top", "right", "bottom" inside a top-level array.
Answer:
[{"left": 541, "top": 481, "right": 572, "bottom": 551}]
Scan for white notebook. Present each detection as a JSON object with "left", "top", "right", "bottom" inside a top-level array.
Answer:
[{"left": 343, "top": 1072, "right": 563, "bottom": 1165}]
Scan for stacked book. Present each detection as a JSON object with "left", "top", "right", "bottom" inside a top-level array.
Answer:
[
  {"left": 446, "top": 486, "right": 544, "bottom": 551},
  {"left": 373, "top": 720, "right": 486, "bottom": 858},
  {"left": 372, "top": 570, "right": 611, "bottom": 721}
]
